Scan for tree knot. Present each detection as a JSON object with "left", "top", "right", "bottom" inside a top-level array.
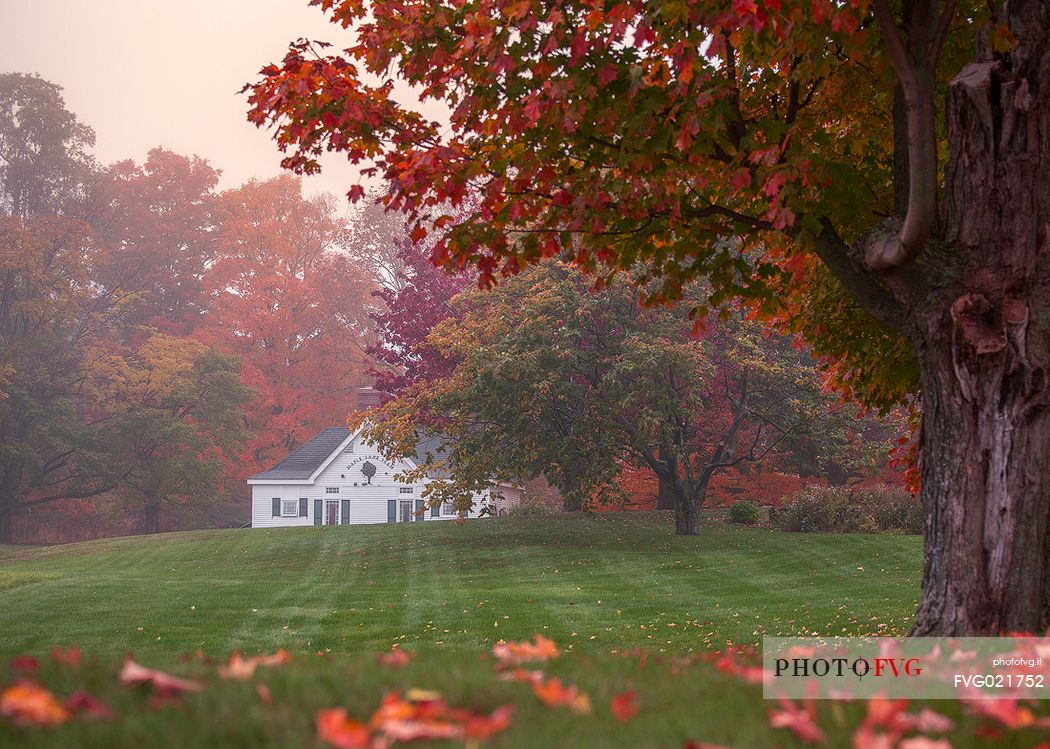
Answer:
[
  {"left": 950, "top": 292, "right": 1028, "bottom": 355},
  {"left": 859, "top": 218, "right": 908, "bottom": 271}
]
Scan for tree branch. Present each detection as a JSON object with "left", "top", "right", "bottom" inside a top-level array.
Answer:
[
  {"left": 867, "top": 0, "right": 939, "bottom": 270},
  {"left": 810, "top": 218, "right": 908, "bottom": 333}
]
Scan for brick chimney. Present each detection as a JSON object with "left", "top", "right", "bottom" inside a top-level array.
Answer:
[{"left": 355, "top": 386, "right": 384, "bottom": 411}]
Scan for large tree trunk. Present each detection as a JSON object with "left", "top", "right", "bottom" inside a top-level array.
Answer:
[
  {"left": 912, "top": 329, "right": 1050, "bottom": 634},
  {"left": 142, "top": 497, "right": 161, "bottom": 535},
  {"left": 656, "top": 445, "right": 676, "bottom": 509},
  {"left": 672, "top": 476, "right": 710, "bottom": 535},
  {"left": 0, "top": 476, "right": 16, "bottom": 543},
  {"left": 560, "top": 479, "right": 582, "bottom": 511},
  {"left": 0, "top": 505, "right": 12, "bottom": 544},
  {"left": 909, "top": 11, "right": 1050, "bottom": 634},
  {"left": 673, "top": 491, "right": 699, "bottom": 535},
  {"left": 657, "top": 475, "right": 676, "bottom": 510}
]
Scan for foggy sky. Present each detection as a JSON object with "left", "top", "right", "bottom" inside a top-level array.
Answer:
[{"left": 0, "top": 0, "right": 371, "bottom": 202}]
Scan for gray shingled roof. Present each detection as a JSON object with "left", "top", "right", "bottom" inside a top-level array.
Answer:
[
  {"left": 247, "top": 427, "right": 351, "bottom": 481},
  {"left": 248, "top": 426, "right": 458, "bottom": 483},
  {"left": 414, "top": 432, "right": 450, "bottom": 465}
]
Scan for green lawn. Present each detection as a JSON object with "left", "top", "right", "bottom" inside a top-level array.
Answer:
[
  {"left": 0, "top": 513, "right": 1039, "bottom": 747},
  {"left": 0, "top": 512, "right": 920, "bottom": 657}
]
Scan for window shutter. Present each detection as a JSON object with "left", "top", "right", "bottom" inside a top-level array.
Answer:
[
  {"left": 272, "top": 497, "right": 280, "bottom": 517},
  {"left": 430, "top": 503, "right": 439, "bottom": 519},
  {"left": 299, "top": 498, "right": 308, "bottom": 517},
  {"left": 341, "top": 500, "right": 350, "bottom": 525},
  {"left": 387, "top": 499, "right": 396, "bottom": 523},
  {"left": 415, "top": 499, "right": 424, "bottom": 521},
  {"left": 313, "top": 499, "right": 323, "bottom": 526}
]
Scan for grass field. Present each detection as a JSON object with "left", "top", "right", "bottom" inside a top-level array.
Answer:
[
  {"left": 0, "top": 512, "right": 920, "bottom": 656},
  {"left": 0, "top": 513, "right": 1040, "bottom": 747}
]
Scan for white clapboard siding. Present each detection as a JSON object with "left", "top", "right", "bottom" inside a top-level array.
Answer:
[
  {"left": 248, "top": 429, "right": 518, "bottom": 528},
  {"left": 251, "top": 485, "right": 315, "bottom": 528}
]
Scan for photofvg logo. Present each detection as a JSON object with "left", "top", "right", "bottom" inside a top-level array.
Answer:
[
  {"left": 762, "top": 637, "right": 1050, "bottom": 700},
  {"left": 774, "top": 652, "right": 923, "bottom": 680}
]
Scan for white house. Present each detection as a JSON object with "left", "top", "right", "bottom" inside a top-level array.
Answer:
[{"left": 247, "top": 426, "right": 521, "bottom": 528}]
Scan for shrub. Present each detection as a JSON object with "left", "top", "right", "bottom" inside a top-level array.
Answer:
[
  {"left": 771, "top": 485, "right": 919, "bottom": 535},
  {"left": 506, "top": 496, "right": 558, "bottom": 518},
  {"left": 728, "top": 500, "right": 761, "bottom": 525}
]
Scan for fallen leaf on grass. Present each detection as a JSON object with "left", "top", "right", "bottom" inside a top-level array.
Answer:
[
  {"left": 962, "top": 698, "right": 1037, "bottom": 729},
  {"left": 65, "top": 691, "right": 114, "bottom": 720},
  {"left": 684, "top": 742, "right": 735, "bottom": 749},
  {"left": 492, "top": 635, "right": 559, "bottom": 666},
  {"left": 531, "top": 677, "right": 592, "bottom": 714},
  {"left": 219, "top": 649, "right": 292, "bottom": 680},
  {"left": 317, "top": 708, "right": 373, "bottom": 749},
  {"left": 852, "top": 695, "right": 909, "bottom": 749},
  {"left": 611, "top": 690, "right": 639, "bottom": 722},
  {"left": 120, "top": 658, "right": 203, "bottom": 696},
  {"left": 498, "top": 668, "right": 545, "bottom": 683},
  {"left": 9, "top": 655, "right": 38, "bottom": 673},
  {"left": 898, "top": 739, "right": 953, "bottom": 749},
  {"left": 713, "top": 650, "right": 768, "bottom": 685},
  {"left": 376, "top": 647, "right": 413, "bottom": 668},
  {"left": 460, "top": 705, "right": 514, "bottom": 741},
  {"left": 317, "top": 691, "right": 513, "bottom": 749},
  {"left": 901, "top": 708, "right": 953, "bottom": 734},
  {"left": 404, "top": 688, "right": 443, "bottom": 703},
  {"left": 50, "top": 646, "right": 81, "bottom": 668},
  {"left": 0, "top": 682, "right": 69, "bottom": 727},
  {"left": 380, "top": 717, "right": 460, "bottom": 742},
  {"left": 256, "top": 683, "right": 272, "bottom": 706},
  {"left": 768, "top": 698, "right": 825, "bottom": 744}
]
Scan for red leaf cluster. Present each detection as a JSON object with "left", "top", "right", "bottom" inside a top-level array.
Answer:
[
  {"left": 218, "top": 649, "right": 292, "bottom": 680},
  {"left": 317, "top": 691, "right": 513, "bottom": 748},
  {"left": 491, "top": 635, "right": 560, "bottom": 667},
  {"left": 119, "top": 659, "right": 203, "bottom": 697}
]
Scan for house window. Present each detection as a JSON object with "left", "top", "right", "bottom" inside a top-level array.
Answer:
[
  {"left": 398, "top": 487, "right": 414, "bottom": 494},
  {"left": 281, "top": 499, "right": 298, "bottom": 517},
  {"left": 325, "top": 487, "right": 340, "bottom": 494},
  {"left": 442, "top": 500, "right": 455, "bottom": 515}
]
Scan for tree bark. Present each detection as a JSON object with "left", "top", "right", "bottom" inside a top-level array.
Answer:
[
  {"left": 912, "top": 326, "right": 1050, "bottom": 634},
  {"left": 558, "top": 468, "right": 583, "bottom": 511},
  {"left": 0, "top": 505, "right": 12, "bottom": 544},
  {"left": 142, "top": 497, "right": 161, "bottom": 535},
  {"left": 672, "top": 474, "right": 710, "bottom": 535},
  {"left": 908, "top": 9, "right": 1050, "bottom": 634},
  {"left": 673, "top": 486, "right": 699, "bottom": 535},
  {"left": 657, "top": 472, "right": 676, "bottom": 510}
]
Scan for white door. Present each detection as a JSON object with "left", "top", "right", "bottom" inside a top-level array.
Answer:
[
  {"left": 399, "top": 499, "right": 413, "bottom": 522},
  {"left": 325, "top": 499, "right": 339, "bottom": 525}
]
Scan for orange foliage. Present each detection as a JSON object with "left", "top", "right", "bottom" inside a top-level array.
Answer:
[
  {"left": 597, "top": 459, "right": 907, "bottom": 511},
  {"left": 491, "top": 635, "right": 560, "bottom": 667},
  {"left": 196, "top": 175, "right": 378, "bottom": 479},
  {"left": 317, "top": 691, "right": 513, "bottom": 748},
  {"left": 0, "top": 682, "right": 69, "bottom": 727}
]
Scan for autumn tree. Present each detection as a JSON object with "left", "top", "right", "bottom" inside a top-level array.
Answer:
[
  {"left": 342, "top": 193, "right": 409, "bottom": 292},
  {"left": 247, "top": 0, "right": 1049, "bottom": 634},
  {"left": 0, "top": 73, "right": 97, "bottom": 219},
  {"left": 87, "top": 335, "right": 251, "bottom": 534},
  {"left": 199, "top": 175, "right": 377, "bottom": 474},
  {"left": 0, "top": 77, "right": 127, "bottom": 542},
  {"left": 366, "top": 214, "right": 474, "bottom": 396},
  {"left": 359, "top": 263, "right": 833, "bottom": 531},
  {"left": 93, "top": 148, "right": 220, "bottom": 333},
  {"left": 0, "top": 214, "right": 132, "bottom": 542}
]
